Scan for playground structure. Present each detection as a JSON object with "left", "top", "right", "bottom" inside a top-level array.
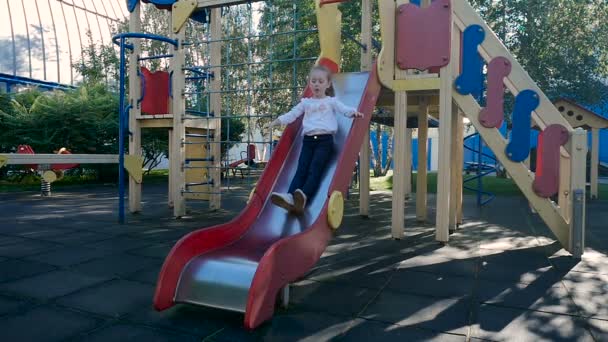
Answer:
[
  {"left": 6, "top": 0, "right": 578, "bottom": 330},
  {"left": 114, "top": 0, "right": 332, "bottom": 221},
  {"left": 549, "top": 98, "right": 608, "bottom": 200},
  {"left": 0, "top": 147, "right": 143, "bottom": 198},
  {"left": 368, "top": 0, "right": 587, "bottom": 262},
  {"left": 12, "top": 145, "right": 79, "bottom": 196},
  {"left": 143, "top": 0, "right": 378, "bottom": 329}
]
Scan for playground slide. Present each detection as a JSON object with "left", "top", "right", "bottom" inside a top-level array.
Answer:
[{"left": 154, "top": 66, "right": 381, "bottom": 329}]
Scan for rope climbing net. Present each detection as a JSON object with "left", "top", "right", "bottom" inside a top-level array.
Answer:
[{"left": 180, "top": 0, "right": 321, "bottom": 198}]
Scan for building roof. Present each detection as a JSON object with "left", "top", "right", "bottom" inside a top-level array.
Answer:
[{"left": 553, "top": 98, "right": 608, "bottom": 129}]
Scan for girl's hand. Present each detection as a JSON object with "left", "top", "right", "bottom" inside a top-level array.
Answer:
[
  {"left": 350, "top": 111, "right": 364, "bottom": 118},
  {"left": 268, "top": 119, "right": 281, "bottom": 128}
]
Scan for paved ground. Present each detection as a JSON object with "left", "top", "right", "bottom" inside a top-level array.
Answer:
[{"left": 1, "top": 184, "right": 607, "bottom": 341}]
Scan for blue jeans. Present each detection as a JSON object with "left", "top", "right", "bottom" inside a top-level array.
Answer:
[{"left": 288, "top": 134, "right": 334, "bottom": 200}]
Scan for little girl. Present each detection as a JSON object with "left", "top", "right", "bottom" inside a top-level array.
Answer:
[{"left": 269, "top": 65, "right": 363, "bottom": 214}]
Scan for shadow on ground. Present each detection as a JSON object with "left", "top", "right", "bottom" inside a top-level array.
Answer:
[{"left": 0, "top": 185, "right": 607, "bottom": 341}]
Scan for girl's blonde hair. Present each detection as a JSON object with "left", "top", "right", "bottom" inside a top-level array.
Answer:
[{"left": 310, "top": 65, "right": 335, "bottom": 96}]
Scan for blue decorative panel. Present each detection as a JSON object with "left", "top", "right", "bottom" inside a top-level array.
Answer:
[
  {"left": 454, "top": 25, "right": 485, "bottom": 98},
  {"left": 144, "top": 0, "right": 177, "bottom": 5},
  {"left": 505, "top": 89, "right": 540, "bottom": 162},
  {"left": 127, "top": 0, "right": 139, "bottom": 12}
]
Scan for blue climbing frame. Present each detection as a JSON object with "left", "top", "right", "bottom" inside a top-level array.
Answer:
[{"left": 112, "top": 32, "right": 178, "bottom": 224}]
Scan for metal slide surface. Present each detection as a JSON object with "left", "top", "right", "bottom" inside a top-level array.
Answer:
[{"left": 154, "top": 67, "right": 381, "bottom": 329}]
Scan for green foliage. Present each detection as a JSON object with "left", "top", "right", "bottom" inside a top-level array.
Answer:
[
  {"left": 72, "top": 26, "right": 174, "bottom": 174},
  {"left": 73, "top": 31, "right": 121, "bottom": 88},
  {"left": 0, "top": 93, "right": 14, "bottom": 153},
  {"left": 0, "top": 84, "right": 119, "bottom": 181},
  {"left": 1, "top": 85, "right": 118, "bottom": 154},
  {"left": 470, "top": 0, "right": 608, "bottom": 106},
  {"left": 7, "top": 0, "right": 604, "bottom": 188},
  {"left": 221, "top": 117, "right": 246, "bottom": 157},
  {"left": 142, "top": 129, "right": 169, "bottom": 174}
]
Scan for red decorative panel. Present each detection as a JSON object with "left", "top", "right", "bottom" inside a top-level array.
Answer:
[
  {"left": 51, "top": 149, "right": 79, "bottom": 171},
  {"left": 17, "top": 145, "right": 37, "bottom": 170},
  {"left": 479, "top": 57, "right": 511, "bottom": 128},
  {"left": 536, "top": 132, "right": 544, "bottom": 176},
  {"left": 140, "top": 67, "right": 170, "bottom": 115},
  {"left": 533, "top": 124, "right": 569, "bottom": 198},
  {"left": 396, "top": 0, "right": 452, "bottom": 71}
]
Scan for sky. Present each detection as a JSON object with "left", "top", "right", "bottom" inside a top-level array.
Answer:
[
  {"left": 0, "top": 1, "right": 268, "bottom": 87},
  {"left": 0, "top": 0, "right": 128, "bottom": 85}
]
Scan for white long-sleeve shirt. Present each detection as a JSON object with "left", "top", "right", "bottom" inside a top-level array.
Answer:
[{"left": 277, "top": 97, "right": 357, "bottom": 136}]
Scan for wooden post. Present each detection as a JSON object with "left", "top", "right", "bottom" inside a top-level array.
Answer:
[
  {"left": 455, "top": 112, "right": 464, "bottom": 225},
  {"left": 359, "top": 0, "right": 372, "bottom": 217},
  {"left": 171, "top": 21, "right": 187, "bottom": 217},
  {"left": 591, "top": 127, "right": 599, "bottom": 199},
  {"left": 168, "top": 129, "right": 173, "bottom": 207},
  {"left": 524, "top": 155, "right": 535, "bottom": 213},
  {"left": 416, "top": 98, "right": 428, "bottom": 221},
  {"left": 128, "top": 3, "right": 142, "bottom": 213},
  {"left": 449, "top": 106, "right": 459, "bottom": 231},
  {"left": 392, "top": 91, "right": 408, "bottom": 239},
  {"left": 209, "top": 8, "right": 222, "bottom": 210},
  {"left": 405, "top": 128, "right": 413, "bottom": 198},
  {"left": 558, "top": 152, "right": 571, "bottom": 222},
  {"left": 436, "top": 12, "right": 457, "bottom": 242},
  {"left": 569, "top": 128, "right": 587, "bottom": 256}
]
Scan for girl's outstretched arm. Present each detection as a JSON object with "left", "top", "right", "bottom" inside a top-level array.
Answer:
[
  {"left": 270, "top": 101, "right": 305, "bottom": 127},
  {"left": 332, "top": 98, "right": 363, "bottom": 118}
]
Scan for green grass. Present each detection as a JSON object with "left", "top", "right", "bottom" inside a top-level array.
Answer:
[
  {"left": 0, "top": 173, "right": 100, "bottom": 193},
  {"left": 370, "top": 171, "right": 523, "bottom": 195},
  {"left": 142, "top": 169, "right": 169, "bottom": 184},
  {"left": 0, "top": 169, "right": 170, "bottom": 193},
  {"left": 4, "top": 167, "right": 608, "bottom": 200},
  {"left": 367, "top": 170, "right": 608, "bottom": 198}
]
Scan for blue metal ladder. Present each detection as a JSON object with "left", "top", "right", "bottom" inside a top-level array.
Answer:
[{"left": 463, "top": 132, "right": 499, "bottom": 206}]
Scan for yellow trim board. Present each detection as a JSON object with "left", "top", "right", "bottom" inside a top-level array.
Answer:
[
  {"left": 0, "top": 155, "right": 7, "bottom": 168},
  {"left": 393, "top": 78, "right": 441, "bottom": 91},
  {"left": 124, "top": 155, "right": 144, "bottom": 184},
  {"left": 315, "top": 0, "right": 341, "bottom": 65},
  {"left": 377, "top": 0, "right": 396, "bottom": 88},
  {"left": 172, "top": 0, "right": 197, "bottom": 33}
]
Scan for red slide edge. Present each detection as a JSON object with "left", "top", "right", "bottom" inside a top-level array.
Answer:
[
  {"left": 152, "top": 58, "right": 335, "bottom": 311},
  {"left": 244, "top": 63, "right": 381, "bottom": 329}
]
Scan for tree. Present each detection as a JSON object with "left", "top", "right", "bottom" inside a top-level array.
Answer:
[
  {"left": 73, "top": 31, "right": 121, "bottom": 89},
  {"left": 470, "top": 0, "right": 608, "bottom": 106},
  {"left": 0, "top": 84, "right": 120, "bottom": 181}
]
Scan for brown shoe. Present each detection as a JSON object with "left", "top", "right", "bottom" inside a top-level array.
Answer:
[
  {"left": 293, "top": 189, "right": 307, "bottom": 215},
  {"left": 271, "top": 192, "right": 295, "bottom": 212}
]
